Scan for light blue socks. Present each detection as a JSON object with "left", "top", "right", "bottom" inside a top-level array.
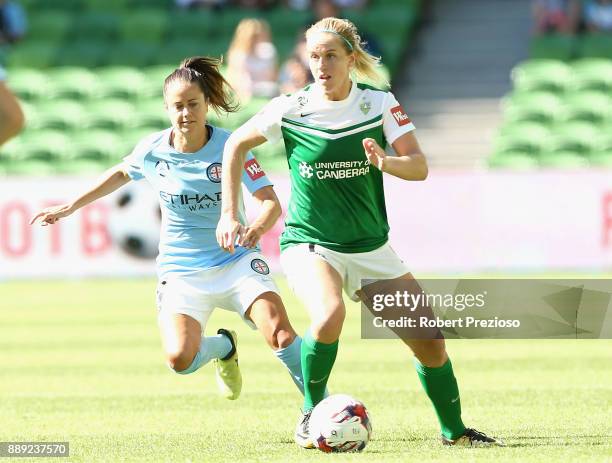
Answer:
[
  {"left": 176, "top": 333, "right": 232, "bottom": 375},
  {"left": 274, "top": 335, "right": 306, "bottom": 394}
]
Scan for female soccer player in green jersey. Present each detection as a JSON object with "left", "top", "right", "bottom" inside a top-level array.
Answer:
[{"left": 217, "top": 18, "right": 503, "bottom": 448}]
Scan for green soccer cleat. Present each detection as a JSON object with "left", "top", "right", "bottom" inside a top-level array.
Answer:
[
  {"left": 442, "top": 428, "right": 505, "bottom": 447},
  {"left": 213, "top": 329, "right": 242, "bottom": 400},
  {"left": 294, "top": 409, "right": 315, "bottom": 449}
]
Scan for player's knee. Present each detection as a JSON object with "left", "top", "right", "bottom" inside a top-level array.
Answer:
[
  {"left": 312, "top": 302, "right": 345, "bottom": 342},
  {"left": 322, "top": 301, "right": 346, "bottom": 327},
  {"left": 273, "top": 328, "right": 295, "bottom": 350},
  {"left": 262, "top": 321, "right": 295, "bottom": 350},
  {"left": 166, "top": 350, "right": 195, "bottom": 373},
  {"left": 412, "top": 339, "right": 447, "bottom": 368}
]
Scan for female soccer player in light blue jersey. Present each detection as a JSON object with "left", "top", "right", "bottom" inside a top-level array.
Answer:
[
  {"left": 218, "top": 18, "right": 504, "bottom": 448},
  {"left": 31, "top": 56, "right": 306, "bottom": 401}
]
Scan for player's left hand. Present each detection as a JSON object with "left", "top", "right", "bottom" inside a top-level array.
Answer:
[
  {"left": 362, "top": 138, "right": 386, "bottom": 171},
  {"left": 216, "top": 213, "right": 246, "bottom": 254},
  {"left": 239, "top": 225, "right": 264, "bottom": 249}
]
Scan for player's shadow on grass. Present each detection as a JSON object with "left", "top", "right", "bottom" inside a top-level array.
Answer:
[
  {"left": 278, "top": 435, "right": 612, "bottom": 449},
  {"left": 505, "top": 435, "right": 612, "bottom": 448}
]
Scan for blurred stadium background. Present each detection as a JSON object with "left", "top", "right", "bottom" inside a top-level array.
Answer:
[
  {"left": 0, "top": 0, "right": 611, "bottom": 276},
  {"left": 0, "top": 0, "right": 611, "bottom": 461}
]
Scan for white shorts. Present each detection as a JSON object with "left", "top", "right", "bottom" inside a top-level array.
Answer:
[
  {"left": 280, "top": 243, "right": 410, "bottom": 302},
  {"left": 156, "top": 251, "right": 278, "bottom": 330}
]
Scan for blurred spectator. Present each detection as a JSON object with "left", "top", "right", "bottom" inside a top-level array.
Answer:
[
  {"left": 175, "top": 0, "right": 228, "bottom": 9},
  {"left": 278, "top": 38, "right": 313, "bottom": 93},
  {"left": 286, "top": 0, "right": 309, "bottom": 9},
  {"left": 582, "top": 0, "right": 612, "bottom": 32},
  {"left": 278, "top": 56, "right": 311, "bottom": 93},
  {"left": 291, "top": 36, "right": 309, "bottom": 68},
  {"left": 313, "top": 0, "right": 339, "bottom": 19},
  {"left": 0, "top": 0, "right": 26, "bottom": 44},
  {"left": 532, "top": 0, "right": 580, "bottom": 34},
  {"left": 286, "top": 0, "right": 368, "bottom": 10},
  {"left": 309, "top": 0, "right": 383, "bottom": 58},
  {"left": 333, "top": 0, "right": 367, "bottom": 8},
  {"left": 227, "top": 18, "right": 279, "bottom": 101},
  {"left": 236, "top": 0, "right": 278, "bottom": 9}
]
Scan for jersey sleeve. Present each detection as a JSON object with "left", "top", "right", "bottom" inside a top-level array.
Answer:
[
  {"left": 122, "top": 137, "right": 151, "bottom": 181},
  {"left": 250, "top": 95, "right": 289, "bottom": 144},
  {"left": 382, "top": 91, "right": 416, "bottom": 145},
  {"left": 241, "top": 152, "right": 273, "bottom": 194}
]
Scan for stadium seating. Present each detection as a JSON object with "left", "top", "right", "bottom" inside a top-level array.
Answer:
[
  {"left": 46, "top": 67, "right": 101, "bottom": 100},
  {"left": 529, "top": 34, "right": 576, "bottom": 61},
  {"left": 118, "top": 10, "right": 168, "bottom": 43},
  {"left": 492, "top": 40, "right": 612, "bottom": 169},
  {"left": 28, "top": 12, "right": 73, "bottom": 42},
  {"left": 572, "top": 58, "right": 612, "bottom": 92},
  {"left": 494, "top": 27, "right": 612, "bottom": 169},
  {"left": 6, "top": 42, "right": 58, "bottom": 68},
  {"left": 2, "top": 0, "right": 423, "bottom": 175},
  {"left": 577, "top": 34, "right": 612, "bottom": 59}
]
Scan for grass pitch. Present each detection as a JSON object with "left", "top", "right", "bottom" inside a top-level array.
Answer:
[{"left": 1, "top": 278, "right": 610, "bottom": 462}]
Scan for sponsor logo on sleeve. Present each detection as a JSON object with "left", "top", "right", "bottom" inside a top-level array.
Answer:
[
  {"left": 244, "top": 158, "right": 266, "bottom": 180},
  {"left": 390, "top": 105, "right": 411, "bottom": 126}
]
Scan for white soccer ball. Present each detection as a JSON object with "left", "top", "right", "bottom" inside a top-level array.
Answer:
[
  {"left": 108, "top": 183, "right": 161, "bottom": 259},
  {"left": 309, "top": 394, "right": 372, "bottom": 453}
]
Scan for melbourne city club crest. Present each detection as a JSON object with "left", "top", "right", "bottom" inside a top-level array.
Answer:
[
  {"left": 206, "top": 163, "right": 222, "bottom": 183},
  {"left": 251, "top": 259, "right": 270, "bottom": 275}
]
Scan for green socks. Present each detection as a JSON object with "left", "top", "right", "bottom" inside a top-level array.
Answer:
[
  {"left": 414, "top": 358, "right": 466, "bottom": 440},
  {"left": 301, "top": 332, "right": 466, "bottom": 439},
  {"left": 301, "top": 331, "right": 338, "bottom": 411}
]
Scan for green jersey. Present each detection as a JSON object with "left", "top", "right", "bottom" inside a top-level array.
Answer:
[{"left": 253, "top": 81, "right": 415, "bottom": 253}]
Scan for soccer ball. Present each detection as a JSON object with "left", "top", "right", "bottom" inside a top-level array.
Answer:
[
  {"left": 108, "top": 183, "right": 161, "bottom": 259},
  {"left": 309, "top": 394, "right": 372, "bottom": 453}
]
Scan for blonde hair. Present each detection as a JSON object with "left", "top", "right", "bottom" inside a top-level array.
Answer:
[
  {"left": 228, "top": 18, "right": 272, "bottom": 55},
  {"left": 306, "top": 17, "right": 389, "bottom": 89}
]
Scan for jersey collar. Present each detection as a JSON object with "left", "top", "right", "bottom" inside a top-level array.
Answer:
[
  {"left": 311, "top": 80, "right": 358, "bottom": 110},
  {"left": 164, "top": 125, "right": 216, "bottom": 158}
]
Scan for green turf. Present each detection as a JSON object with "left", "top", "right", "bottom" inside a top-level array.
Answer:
[{"left": 0, "top": 278, "right": 610, "bottom": 462}]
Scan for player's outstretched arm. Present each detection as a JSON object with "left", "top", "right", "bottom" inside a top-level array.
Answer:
[
  {"left": 363, "top": 132, "right": 428, "bottom": 181},
  {"left": 218, "top": 124, "right": 267, "bottom": 253},
  {"left": 239, "top": 185, "right": 282, "bottom": 249},
  {"left": 30, "top": 164, "right": 131, "bottom": 226}
]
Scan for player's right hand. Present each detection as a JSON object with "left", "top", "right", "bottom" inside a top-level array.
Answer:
[
  {"left": 30, "top": 204, "right": 74, "bottom": 226},
  {"left": 216, "top": 213, "right": 245, "bottom": 254}
]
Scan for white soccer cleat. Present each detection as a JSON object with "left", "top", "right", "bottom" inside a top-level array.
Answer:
[{"left": 294, "top": 409, "right": 315, "bottom": 449}]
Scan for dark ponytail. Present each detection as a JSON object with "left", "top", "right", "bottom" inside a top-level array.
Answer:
[{"left": 163, "top": 56, "right": 239, "bottom": 114}]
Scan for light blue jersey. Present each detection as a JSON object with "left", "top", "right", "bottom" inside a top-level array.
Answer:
[{"left": 123, "top": 125, "right": 272, "bottom": 278}]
